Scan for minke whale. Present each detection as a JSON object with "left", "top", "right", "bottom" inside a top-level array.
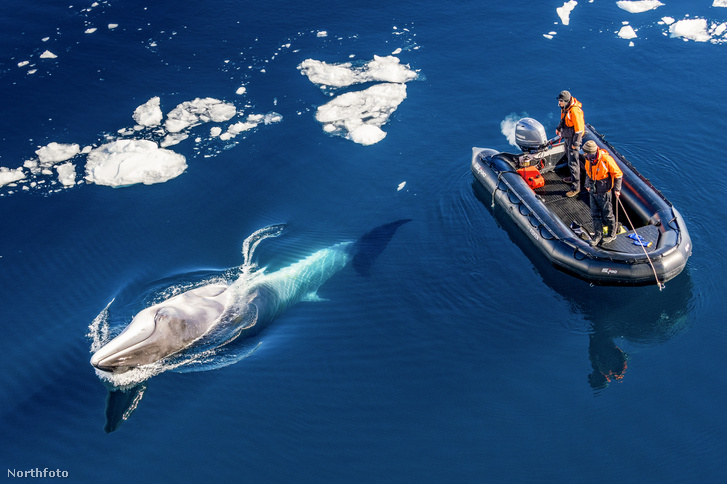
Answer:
[{"left": 90, "top": 220, "right": 410, "bottom": 374}]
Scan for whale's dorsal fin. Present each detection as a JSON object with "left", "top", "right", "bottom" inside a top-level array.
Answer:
[{"left": 352, "top": 219, "right": 411, "bottom": 276}]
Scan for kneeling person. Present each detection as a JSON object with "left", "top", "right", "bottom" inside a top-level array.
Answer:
[{"left": 582, "top": 140, "right": 623, "bottom": 245}]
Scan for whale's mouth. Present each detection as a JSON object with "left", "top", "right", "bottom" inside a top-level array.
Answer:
[{"left": 90, "top": 311, "right": 157, "bottom": 372}]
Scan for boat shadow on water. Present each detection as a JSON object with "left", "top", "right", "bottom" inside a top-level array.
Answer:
[{"left": 472, "top": 180, "right": 694, "bottom": 392}]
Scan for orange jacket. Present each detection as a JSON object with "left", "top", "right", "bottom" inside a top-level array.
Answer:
[
  {"left": 585, "top": 148, "right": 623, "bottom": 192},
  {"left": 560, "top": 97, "right": 584, "bottom": 133}
]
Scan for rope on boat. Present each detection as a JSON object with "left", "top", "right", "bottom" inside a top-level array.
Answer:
[{"left": 617, "top": 196, "right": 665, "bottom": 290}]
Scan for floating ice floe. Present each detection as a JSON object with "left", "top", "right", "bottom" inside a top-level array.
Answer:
[
  {"left": 85, "top": 139, "right": 187, "bottom": 187},
  {"left": 557, "top": 1, "right": 578, "bottom": 26},
  {"left": 315, "top": 83, "right": 407, "bottom": 146},
  {"left": 616, "top": 0, "right": 664, "bottom": 14},
  {"left": 35, "top": 142, "right": 80, "bottom": 164},
  {"left": 40, "top": 50, "right": 57, "bottom": 59},
  {"left": 670, "top": 19, "right": 711, "bottom": 42},
  {"left": 618, "top": 25, "right": 638, "bottom": 39},
  {"left": 298, "top": 55, "right": 418, "bottom": 90},
  {"left": 164, "top": 98, "right": 237, "bottom": 133},
  {"left": 85, "top": 28, "right": 97, "bottom": 34},
  {"left": 714, "top": 0, "right": 727, "bottom": 7},
  {"left": 218, "top": 113, "right": 282, "bottom": 141},
  {"left": 56, "top": 163, "right": 77, "bottom": 187},
  {"left": 133, "top": 96, "right": 163, "bottom": 127},
  {"left": 0, "top": 167, "right": 26, "bottom": 187}
]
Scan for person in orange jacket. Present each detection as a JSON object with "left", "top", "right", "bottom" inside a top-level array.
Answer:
[
  {"left": 556, "top": 90, "right": 585, "bottom": 197},
  {"left": 582, "top": 140, "right": 623, "bottom": 245}
]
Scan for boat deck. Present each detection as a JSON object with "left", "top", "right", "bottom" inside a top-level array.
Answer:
[{"left": 534, "top": 166, "right": 659, "bottom": 253}]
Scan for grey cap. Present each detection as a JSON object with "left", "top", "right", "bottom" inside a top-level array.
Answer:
[
  {"left": 557, "top": 90, "right": 572, "bottom": 103},
  {"left": 583, "top": 140, "right": 598, "bottom": 153}
]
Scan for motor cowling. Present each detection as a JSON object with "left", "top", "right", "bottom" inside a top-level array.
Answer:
[{"left": 515, "top": 117, "right": 547, "bottom": 152}]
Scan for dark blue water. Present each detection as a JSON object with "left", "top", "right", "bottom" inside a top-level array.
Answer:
[{"left": 2, "top": 0, "right": 726, "bottom": 482}]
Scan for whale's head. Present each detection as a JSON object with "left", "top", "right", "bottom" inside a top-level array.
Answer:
[{"left": 91, "top": 284, "right": 229, "bottom": 373}]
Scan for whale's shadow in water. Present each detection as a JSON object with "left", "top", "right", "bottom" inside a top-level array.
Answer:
[
  {"left": 93, "top": 220, "right": 411, "bottom": 433},
  {"left": 472, "top": 181, "right": 694, "bottom": 392}
]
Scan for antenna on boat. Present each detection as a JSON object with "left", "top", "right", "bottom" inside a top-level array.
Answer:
[{"left": 616, "top": 197, "right": 665, "bottom": 290}]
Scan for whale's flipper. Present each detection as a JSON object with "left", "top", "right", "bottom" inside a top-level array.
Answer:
[
  {"left": 352, "top": 219, "right": 411, "bottom": 277},
  {"left": 104, "top": 383, "right": 147, "bottom": 433}
]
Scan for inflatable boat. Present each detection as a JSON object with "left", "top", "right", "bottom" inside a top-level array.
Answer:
[{"left": 471, "top": 118, "right": 691, "bottom": 286}]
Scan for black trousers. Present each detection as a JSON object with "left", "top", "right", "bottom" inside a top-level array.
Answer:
[
  {"left": 590, "top": 190, "right": 615, "bottom": 236},
  {"left": 564, "top": 136, "right": 580, "bottom": 191}
]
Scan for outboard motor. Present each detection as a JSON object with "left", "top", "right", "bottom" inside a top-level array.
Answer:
[
  {"left": 514, "top": 117, "right": 564, "bottom": 173},
  {"left": 515, "top": 117, "right": 548, "bottom": 152}
]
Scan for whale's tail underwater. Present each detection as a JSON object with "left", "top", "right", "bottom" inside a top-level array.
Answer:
[{"left": 89, "top": 219, "right": 410, "bottom": 432}]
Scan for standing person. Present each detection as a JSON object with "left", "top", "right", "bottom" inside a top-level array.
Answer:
[
  {"left": 556, "top": 90, "right": 585, "bottom": 197},
  {"left": 582, "top": 140, "right": 623, "bottom": 245}
]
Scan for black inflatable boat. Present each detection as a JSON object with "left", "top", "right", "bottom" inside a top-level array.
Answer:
[{"left": 471, "top": 118, "right": 691, "bottom": 286}]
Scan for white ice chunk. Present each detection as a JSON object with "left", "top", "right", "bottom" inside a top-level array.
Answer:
[
  {"left": 56, "top": 162, "right": 77, "bottom": 186},
  {"left": 713, "top": 0, "right": 727, "bottom": 7},
  {"left": 670, "top": 18, "right": 711, "bottom": 42},
  {"left": 85, "top": 28, "right": 97, "bottom": 34},
  {"left": 18, "top": 61, "right": 30, "bottom": 67},
  {"left": 108, "top": 24, "right": 119, "bottom": 29},
  {"left": 235, "top": 86, "right": 247, "bottom": 95},
  {"left": 316, "top": 31, "right": 328, "bottom": 37},
  {"left": 40, "top": 50, "right": 58, "bottom": 59},
  {"left": 315, "top": 83, "right": 407, "bottom": 146},
  {"left": 35, "top": 142, "right": 80, "bottom": 164},
  {"left": 133, "top": 96, "right": 164, "bottom": 126},
  {"left": 556, "top": 1, "right": 578, "bottom": 26},
  {"left": 216, "top": 112, "right": 281, "bottom": 141},
  {"left": 219, "top": 121, "right": 258, "bottom": 140},
  {"left": 616, "top": 1, "right": 664, "bottom": 14},
  {"left": 0, "top": 167, "right": 26, "bottom": 187},
  {"left": 618, "top": 25, "right": 638, "bottom": 39},
  {"left": 160, "top": 133, "right": 189, "bottom": 148},
  {"left": 85, "top": 139, "right": 187, "bottom": 186},
  {"left": 661, "top": 17, "right": 675, "bottom": 25},
  {"left": 165, "top": 98, "right": 237, "bottom": 133},
  {"left": 298, "top": 55, "right": 418, "bottom": 89},
  {"left": 397, "top": 181, "right": 406, "bottom": 191}
]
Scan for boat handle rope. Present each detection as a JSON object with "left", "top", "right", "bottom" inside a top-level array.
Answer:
[
  {"left": 495, "top": 169, "right": 560, "bottom": 241},
  {"left": 617, "top": 196, "right": 665, "bottom": 290},
  {"left": 491, "top": 169, "right": 518, "bottom": 208},
  {"left": 573, "top": 246, "right": 589, "bottom": 261}
]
